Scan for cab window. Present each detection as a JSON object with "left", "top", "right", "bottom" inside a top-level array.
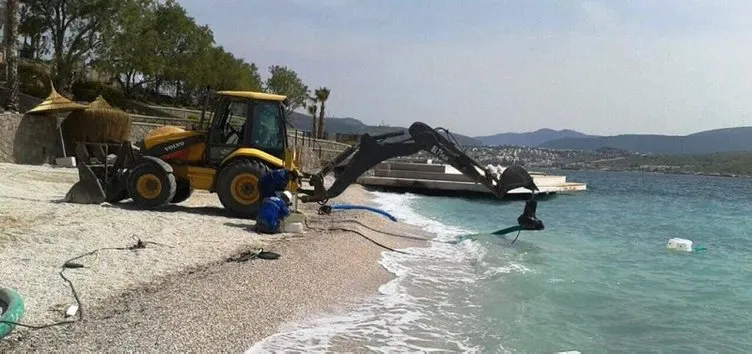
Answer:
[
  {"left": 251, "top": 102, "right": 283, "bottom": 151},
  {"left": 217, "top": 99, "right": 249, "bottom": 145}
]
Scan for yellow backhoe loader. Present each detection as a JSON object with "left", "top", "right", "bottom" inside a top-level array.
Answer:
[
  {"left": 66, "top": 89, "right": 547, "bottom": 230},
  {"left": 67, "top": 90, "right": 301, "bottom": 218}
]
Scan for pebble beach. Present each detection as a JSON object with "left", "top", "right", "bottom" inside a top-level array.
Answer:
[{"left": 0, "top": 162, "right": 432, "bottom": 352}]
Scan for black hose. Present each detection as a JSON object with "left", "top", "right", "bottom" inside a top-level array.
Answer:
[
  {"left": 0, "top": 319, "right": 75, "bottom": 330},
  {"left": 320, "top": 218, "right": 455, "bottom": 244},
  {"left": 304, "top": 219, "right": 409, "bottom": 254},
  {"left": 434, "top": 127, "right": 465, "bottom": 152}
]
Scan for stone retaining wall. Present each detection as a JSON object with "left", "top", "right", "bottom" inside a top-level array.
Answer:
[
  {"left": 130, "top": 122, "right": 164, "bottom": 142},
  {"left": 0, "top": 113, "right": 63, "bottom": 164}
]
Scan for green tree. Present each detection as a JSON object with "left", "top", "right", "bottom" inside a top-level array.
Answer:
[
  {"left": 18, "top": 2, "right": 48, "bottom": 59},
  {"left": 194, "top": 46, "right": 262, "bottom": 93},
  {"left": 22, "top": 0, "right": 125, "bottom": 92},
  {"left": 4, "top": 0, "right": 20, "bottom": 112},
  {"left": 314, "top": 87, "right": 330, "bottom": 139},
  {"left": 264, "top": 65, "right": 308, "bottom": 116},
  {"left": 149, "top": 0, "right": 213, "bottom": 100},
  {"left": 96, "top": 0, "right": 159, "bottom": 97},
  {"left": 306, "top": 98, "right": 318, "bottom": 136},
  {"left": 16, "top": 0, "right": 308, "bottom": 113}
]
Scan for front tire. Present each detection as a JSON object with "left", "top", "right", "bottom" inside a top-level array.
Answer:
[
  {"left": 171, "top": 179, "right": 193, "bottom": 204},
  {"left": 105, "top": 187, "right": 129, "bottom": 204},
  {"left": 216, "top": 159, "right": 271, "bottom": 218},
  {"left": 126, "top": 161, "right": 177, "bottom": 208}
]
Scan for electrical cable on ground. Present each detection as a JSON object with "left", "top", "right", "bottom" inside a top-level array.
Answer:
[
  {"left": 313, "top": 216, "right": 527, "bottom": 245},
  {"left": 304, "top": 219, "right": 409, "bottom": 255},
  {"left": 313, "top": 217, "right": 455, "bottom": 244},
  {"left": 0, "top": 236, "right": 172, "bottom": 333}
]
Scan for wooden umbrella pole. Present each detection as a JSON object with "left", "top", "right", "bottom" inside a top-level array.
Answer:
[{"left": 57, "top": 114, "right": 67, "bottom": 158}]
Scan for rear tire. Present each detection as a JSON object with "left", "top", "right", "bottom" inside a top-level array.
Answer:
[
  {"left": 171, "top": 179, "right": 193, "bottom": 204},
  {"left": 216, "top": 159, "right": 271, "bottom": 218},
  {"left": 126, "top": 161, "right": 176, "bottom": 208}
]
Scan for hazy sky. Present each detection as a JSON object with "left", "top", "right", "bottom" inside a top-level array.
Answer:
[{"left": 178, "top": 0, "right": 752, "bottom": 137}]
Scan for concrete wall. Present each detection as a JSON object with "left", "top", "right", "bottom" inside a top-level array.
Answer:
[
  {"left": 295, "top": 145, "right": 345, "bottom": 173},
  {"left": 131, "top": 114, "right": 196, "bottom": 127},
  {"left": 286, "top": 129, "right": 351, "bottom": 151},
  {"left": 0, "top": 113, "right": 63, "bottom": 164},
  {"left": 130, "top": 122, "right": 164, "bottom": 142},
  {"left": 147, "top": 105, "right": 202, "bottom": 120}
]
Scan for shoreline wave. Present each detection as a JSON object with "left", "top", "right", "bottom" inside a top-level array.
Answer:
[{"left": 246, "top": 190, "right": 487, "bottom": 352}]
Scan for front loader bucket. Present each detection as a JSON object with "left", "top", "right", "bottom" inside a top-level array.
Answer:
[{"left": 63, "top": 163, "right": 107, "bottom": 204}]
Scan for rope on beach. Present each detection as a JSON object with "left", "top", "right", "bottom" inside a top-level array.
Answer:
[
  {"left": 0, "top": 237, "right": 172, "bottom": 333},
  {"left": 304, "top": 219, "right": 409, "bottom": 255}
]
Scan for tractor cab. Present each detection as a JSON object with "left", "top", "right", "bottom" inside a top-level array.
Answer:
[{"left": 199, "top": 90, "right": 289, "bottom": 164}]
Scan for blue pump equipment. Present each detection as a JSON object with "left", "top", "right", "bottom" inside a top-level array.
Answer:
[{"left": 327, "top": 204, "right": 398, "bottom": 222}]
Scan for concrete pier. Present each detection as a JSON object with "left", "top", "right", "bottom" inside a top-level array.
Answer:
[{"left": 356, "top": 161, "right": 587, "bottom": 198}]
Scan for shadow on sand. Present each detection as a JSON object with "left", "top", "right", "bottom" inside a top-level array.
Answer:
[
  {"left": 223, "top": 222, "right": 254, "bottom": 231},
  {"left": 99, "top": 201, "right": 240, "bottom": 219}
]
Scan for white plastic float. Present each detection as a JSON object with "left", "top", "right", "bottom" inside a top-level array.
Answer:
[{"left": 666, "top": 238, "right": 693, "bottom": 252}]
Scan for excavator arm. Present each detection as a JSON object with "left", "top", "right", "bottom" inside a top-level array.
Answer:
[{"left": 297, "top": 122, "right": 545, "bottom": 231}]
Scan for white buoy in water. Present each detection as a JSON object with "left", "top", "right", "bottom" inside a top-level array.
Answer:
[{"left": 667, "top": 237, "right": 693, "bottom": 252}]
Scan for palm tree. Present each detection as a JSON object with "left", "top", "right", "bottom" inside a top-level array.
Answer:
[
  {"left": 314, "top": 87, "right": 330, "bottom": 139},
  {"left": 306, "top": 100, "right": 318, "bottom": 138},
  {"left": 4, "top": 0, "right": 19, "bottom": 112}
]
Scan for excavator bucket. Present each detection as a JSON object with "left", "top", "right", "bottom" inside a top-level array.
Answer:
[
  {"left": 64, "top": 163, "right": 107, "bottom": 204},
  {"left": 499, "top": 165, "right": 539, "bottom": 194},
  {"left": 63, "top": 141, "right": 134, "bottom": 205}
]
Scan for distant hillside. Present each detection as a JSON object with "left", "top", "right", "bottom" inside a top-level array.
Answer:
[
  {"left": 286, "top": 113, "right": 482, "bottom": 146},
  {"left": 474, "top": 128, "right": 594, "bottom": 147},
  {"left": 540, "top": 126, "right": 752, "bottom": 154}
]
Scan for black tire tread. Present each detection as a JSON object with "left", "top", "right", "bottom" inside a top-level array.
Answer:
[
  {"left": 216, "top": 159, "right": 271, "bottom": 218},
  {"left": 126, "top": 161, "right": 177, "bottom": 208},
  {"left": 171, "top": 179, "right": 193, "bottom": 204},
  {"left": 105, "top": 188, "right": 129, "bottom": 204}
]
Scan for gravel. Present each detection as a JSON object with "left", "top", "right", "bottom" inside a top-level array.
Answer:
[{"left": 0, "top": 162, "right": 433, "bottom": 352}]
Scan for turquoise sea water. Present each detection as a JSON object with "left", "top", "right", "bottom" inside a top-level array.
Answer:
[{"left": 249, "top": 171, "right": 752, "bottom": 353}]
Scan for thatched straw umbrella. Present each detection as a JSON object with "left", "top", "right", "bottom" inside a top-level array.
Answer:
[
  {"left": 87, "top": 95, "right": 113, "bottom": 110},
  {"left": 62, "top": 95, "right": 132, "bottom": 146},
  {"left": 25, "top": 84, "right": 88, "bottom": 157}
]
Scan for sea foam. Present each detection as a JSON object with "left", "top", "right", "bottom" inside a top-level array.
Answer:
[{"left": 247, "top": 191, "right": 521, "bottom": 353}]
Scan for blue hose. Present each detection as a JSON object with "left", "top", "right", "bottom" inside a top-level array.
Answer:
[{"left": 330, "top": 204, "right": 398, "bottom": 222}]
